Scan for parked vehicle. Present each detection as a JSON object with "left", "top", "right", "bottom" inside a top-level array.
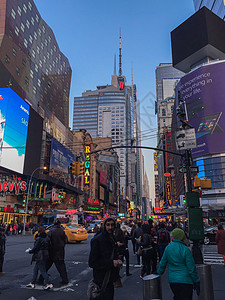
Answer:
[
  {"left": 204, "top": 224, "right": 225, "bottom": 245},
  {"left": 33, "top": 223, "right": 88, "bottom": 243},
  {"left": 86, "top": 223, "right": 98, "bottom": 233}
]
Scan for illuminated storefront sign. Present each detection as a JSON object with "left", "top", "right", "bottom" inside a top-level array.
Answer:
[
  {"left": 0, "top": 180, "right": 26, "bottom": 195},
  {"left": 84, "top": 145, "right": 91, "bottom": 187},
  {"left": 154, "top": 152, "right": 158, "bottom": 171},
  {"left": 88, "top": 198, "right": 99, "bottom": 204}
]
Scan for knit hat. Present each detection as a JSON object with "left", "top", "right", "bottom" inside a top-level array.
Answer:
[{"left": 172, "top": 228, "right": 185, "bottom": 241}]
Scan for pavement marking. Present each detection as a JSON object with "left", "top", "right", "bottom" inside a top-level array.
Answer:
[{"left": 203, "top": 251, "right": 224, "bottom": 265}]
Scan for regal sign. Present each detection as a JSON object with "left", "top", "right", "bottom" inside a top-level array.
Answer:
[
  {"left": 84, "top": 145, "right": 91, "bottom": 187},
  {"left": 0, "top": 181, "right": 27, "bottom": 195}
]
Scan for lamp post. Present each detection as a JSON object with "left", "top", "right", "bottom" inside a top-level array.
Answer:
[{"left": 23, "top": 166, "right": 47, "bottom": 235}]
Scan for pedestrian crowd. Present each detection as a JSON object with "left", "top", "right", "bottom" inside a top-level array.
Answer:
[{"left": 88, "top": 218, "right": 201, "bottom": 300}]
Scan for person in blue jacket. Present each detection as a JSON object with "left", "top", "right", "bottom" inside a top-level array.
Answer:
[{"left": 157, "top": 228, "right": 200, "bottom": 300}]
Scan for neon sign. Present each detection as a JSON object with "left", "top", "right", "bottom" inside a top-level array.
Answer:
[
  {"left": 84, "top": 145, "right": 91, "bottom": 187},
  {"left": 0, "top": 181, "right": 26, "bottom": 195},
  {"left": 88, "top": 198, "right": 99, "bottom": 204}
]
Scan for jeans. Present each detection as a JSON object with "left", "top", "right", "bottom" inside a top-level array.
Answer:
[
  {"left": 158, "top": 244, "right": 167, "bottom": 261},
  {"left": 170, "top": 283, "right": 193, "bottom": 300},
  {"left": 32, "top": 261, "right": 50, "bottom": 284},
  {"left": 39, "top": 259, "right": 68, "bottom": 284},
  {"left": 135, "top": 242, "right": 141, "bottom": 265}
]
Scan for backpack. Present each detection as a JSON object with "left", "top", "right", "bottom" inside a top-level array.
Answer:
[{"left": 158, "top": 230, "right": 169, "bottom": 245}]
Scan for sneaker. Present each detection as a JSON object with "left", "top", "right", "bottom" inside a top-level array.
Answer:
[
  {"left": 26, "top": 282, "right": 35, "bottom": 288},
  {"left": 44, "top": 283, "right": 53, "bottom": 290}
]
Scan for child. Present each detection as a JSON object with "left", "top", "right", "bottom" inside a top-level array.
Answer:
[
  {"left": 0, "top": 227, "right": 5, "bottom": 273},
  {"left": 26, "top": 227, "right": 53, "bottom": 290}
]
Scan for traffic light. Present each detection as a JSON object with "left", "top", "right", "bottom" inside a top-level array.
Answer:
[
  {"left": 77, "top": 162, "right": 84, "bottom": 175},
  {"left": 71, "top": 162, "right": 77, "bottom": 175},
  {"left": 176, "top": 91, "right": 188, "bottom": 121},
  {"left": 58, "top": 191, "right": 63, "bottom": 202},
  {"left": 22, "top": 197, "right": 26, "bottom": 207}
]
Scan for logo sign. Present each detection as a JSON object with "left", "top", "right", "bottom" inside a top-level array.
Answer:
[
  {"left": 84, "top": 145, "right": 91, "bottom": 187},
  {"left": 164, "top": 174, "right": 172, "bottom": 206},
  {"left": 154, "top": 152, "right": 158, "bottom": 171},
  {"left": 176, "top": 128, "right": 197, "bottom": 150},
  {"left": 88, "top": 198, "right": 99, "bottom": 205},
  {"left": 0, "top": 181, "right": 26, "bottom": 195}
]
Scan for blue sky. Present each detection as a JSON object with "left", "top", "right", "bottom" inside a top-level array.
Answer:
[{"left": 34, "top": 0, "right": 195, "bottom": 199}]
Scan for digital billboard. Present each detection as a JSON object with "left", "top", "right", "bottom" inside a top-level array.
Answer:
[
  {"left": 176, "top": 61, "right": 225, "bottom": 157},
  {"left": 50, "top": 138, "right": 76, "bottom": 186},
  {"left": 0, "top": 87, "right": 30, "bottom": 173}
]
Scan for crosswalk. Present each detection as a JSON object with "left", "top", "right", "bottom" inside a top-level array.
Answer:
[{"left": 203, "top": 251, "right": 224, "bottom": 265}]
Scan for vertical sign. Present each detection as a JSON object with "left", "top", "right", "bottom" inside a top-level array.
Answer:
[
  {"left": 154, "top": 152, "right": 158, "bottom": 171},
  {"left": 84, "top": 145, "right": 91, "bottom": 187},
  {"left": 164, "top": 173, "right": 172, "bottom": 206}
]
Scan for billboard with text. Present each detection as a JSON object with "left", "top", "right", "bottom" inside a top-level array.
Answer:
[
  {"left": 0, "top": 88, "right": 30, "bottom": 173},
  {"left": 176, "top": 61, "right": 225, "bottom": 157}
]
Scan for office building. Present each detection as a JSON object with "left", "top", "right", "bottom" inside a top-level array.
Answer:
[{"left": 193, "top": 0, "right": 225, "bottom": 19}]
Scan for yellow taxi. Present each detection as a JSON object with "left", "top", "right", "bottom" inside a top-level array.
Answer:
[{"left": 33, "top": 223, "right": 88, "bottom": 243}]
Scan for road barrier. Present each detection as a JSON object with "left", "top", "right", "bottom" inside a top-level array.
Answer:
[
  {"left": 143, "top": 274, "right": 162, "bottom": 300},
  {"left": 196, "top": 264, "right": 214, "bottom": 300}
]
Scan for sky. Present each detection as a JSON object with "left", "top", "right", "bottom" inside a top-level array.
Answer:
[{"left": 34, "top": 0, "right": 195, "bottom": 200}]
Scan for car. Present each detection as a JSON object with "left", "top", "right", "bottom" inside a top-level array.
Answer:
[
  {"left": 86, "top": 223, "right": 98, "bottom": 233},
  {"left": 204, "top": 224, "right": 225, "bottom": 245},
  {"left": 33, "top": 223, "right": 88, "bottom": 243}
]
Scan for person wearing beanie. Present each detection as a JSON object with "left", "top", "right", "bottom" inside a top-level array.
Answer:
[
  {"left": 89, "top": 217, "right": 123, "bottom": 299},
  {"left": 157, "top": 228, "right": 200, "bottom": 300}
]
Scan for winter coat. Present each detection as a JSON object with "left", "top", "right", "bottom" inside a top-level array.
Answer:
[
  {"left": 157, "top": 239, "right": 200, "bottom": 285},
  {"left": 47, "top": 224, "right": 66, "bottom": 261},
  {"left": 29, "top": 232, "right": 50, "bottom": 263},
  {"left": 216, "top": 229, "right": 225, "bottom": 255},
  {"left": 140, "top": 233, "right": 152, "bottom": 249},
  {"left": 89, "top": 230, "right": 119, "bottom": 286},
  {"left": 132, "top": 227, "right": 143, "bottom": 240}
]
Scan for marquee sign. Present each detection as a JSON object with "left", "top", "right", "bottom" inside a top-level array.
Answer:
[
  {"left": 0, "top": 181, "right": 26, "bottom": 195},
  {"left": 84, "top": 145, "right": 91, "bottom": 187}
]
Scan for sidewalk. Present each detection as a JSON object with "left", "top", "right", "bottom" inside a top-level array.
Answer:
[{"left": 115, "top": 259, "right": 225, "bottom": 299}]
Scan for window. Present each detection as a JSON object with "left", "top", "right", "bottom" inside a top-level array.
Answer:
[
  {"left": 39, "top": 60, "right": 42, "bottom": 67},
  {"left": 38, "top": 79, "right": 41, "bottom": 87},
  {"left": 41, "top": 42, "right": 44, "bottom": 50},
  {"left": 22, "top": 59, "right": 26, "bottom": 66},
  {"left": 21, "top": 23, "right": 25, "bottom": 32},
  {"left": 24, "top": 39, "right": 28, "bottom": 48},
  {"left": 46, "top": 69, "right": 49, "bottom": 75},
  {"left": 11, "top": 9, "right": 16, "bottom": 19},
  {"left": 37, "top": 46, "right": 40, "bottom": 54},
  {"left": 26, "top": 20, "right": 30, "bottom": 29},
  {"left": 28, "top": 2, "right": 32, "bottom": 10},
  {"left": 36, "top": 14, "right": 39, "bottom": 23},
  {"left": 29, "top": 35, "right": 33, "bottom": 44},
  {"left": 15, "top": 26, "right": 19, "bottom": 36},
  {"left": 12, "top": 48, "right": 16, "bottom": 56},
  {"left": 18, "top": 6, "right": 22, "bottom": 16},
  {"left": 5, "top": 55, "right": 10, "bottom": 64},
  {"left": 42, "top": 25, "right": 46, "bottom": 33},
  {"left": 32, "top": 49, "right": 35, "bottom": 58},
  {"left": 50, "top": 49, "right": 53, "bottom": 55},
  {"left": 48, "top": 36, "right": 51, "bottom": 42},
  {"left": 33, "top": 86, "right": 36, "bottom": 94},
  {"left": 162, "top": 108, "right": 166, "bottom": 117},
  {"left": 9, "top": 30, "right": 13, "bottom": 39},
  {"left": 23, "top": 4, "right": 27, "bottom": 13},
  {"left": 53, "top": 61, "right": 55, "bottom": 67},
  {"left": 47, "top": 52, "right": 50, "bottom": 59},
  {"left": 43, "top": 56, "right": 46, "bottom": 63},
  {"left": 54, "top": 45, "right": 56, "bottom": 52},
  {"left": 16, "top": 67, "right": 20, "bottom": 76},
  {"left": 35, "top": 64, "right": 38, "bottom": 72},
  {"left": 31, "top": 17, "right": 35, "bottom": 25},
  {"left": 25, "top": 77, "right": 29, "bottom": 86},
  {"left": 30, "top": 70, "right": 34, "bottom": 78},
  {"left": 38, "top": 28, "right": 41, "bottom": 36},
  {"left": 34, "top": 32, "right": 37, "bottom": 40},
  {"left": 171, "top": 105, "right": 174, "bottom": 114}
]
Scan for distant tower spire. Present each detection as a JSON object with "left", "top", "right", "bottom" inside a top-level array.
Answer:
[
  {"left": 131, "top": 62, "right": 133, "bottom": 96},
  {"left": 119, "top": 28, "right": 122, "bottom": 76},
  {"left": 114, "top": 54, "right": 116, "bottom": 75}
]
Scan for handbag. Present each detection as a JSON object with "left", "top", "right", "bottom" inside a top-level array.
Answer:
[{"left": 137, "top": 246, "right": 142, "bottom": 256}]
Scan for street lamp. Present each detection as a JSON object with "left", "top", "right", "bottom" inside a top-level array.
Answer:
[{"left": 23, "top": 166, "right": 47, "bottom": 235}]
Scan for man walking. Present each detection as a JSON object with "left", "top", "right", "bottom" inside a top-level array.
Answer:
[
  {"left": 157, "top": 222, "right": 170, "bottom": 260},
  {"left": 89, "top": 217, "right": 122, "bottom": 300},
  {"left": 132, "top": 222, "right": 143, "bottom": 265},
  {"left": 38, "top": 220, "right": 68, "bottom": 285}
]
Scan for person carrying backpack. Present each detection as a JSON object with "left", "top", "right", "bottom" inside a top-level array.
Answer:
[{"left": 157, "top": 222, "right": 170, "bottom": 260}]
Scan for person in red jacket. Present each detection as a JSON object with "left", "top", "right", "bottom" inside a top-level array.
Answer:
[{"left": 216, "top": 224, "right": 225, "bottom": 266}]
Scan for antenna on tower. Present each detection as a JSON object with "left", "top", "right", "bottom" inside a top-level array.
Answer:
[
  {"left": 131, "top": 62, "right": 134, "bottom": 96},
  {"left": 119, "top": 28, "right": 122, "bottom": 76},
  {"left": 114, "top": 54, "right": 116, "bottom": 75}
]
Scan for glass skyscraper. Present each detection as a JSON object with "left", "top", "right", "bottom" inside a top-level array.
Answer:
[{"left": 193, "top": 0, "right": 225, "bottom": 19}]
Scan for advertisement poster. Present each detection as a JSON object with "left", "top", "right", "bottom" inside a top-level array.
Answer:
[
  {"left": 0, "top": 88, "right": 30, "bottom": 173},
  {"left": 50, "top": 138, "right": 76, "bottom": 186},
  {"left": 176, "top": 61, "right": 225, "bottom": 157}
]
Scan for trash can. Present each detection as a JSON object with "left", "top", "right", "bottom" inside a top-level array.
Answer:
[
  {"left": 143, "top": 274, "right": 162, "bottom": 300},
  {"left": 196, "top": 264, "right": 214, "bottom": 300}
]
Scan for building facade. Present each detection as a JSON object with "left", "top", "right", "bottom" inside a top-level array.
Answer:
[{"left": 193, "top": 0, "right": 225, "bottom": 19}]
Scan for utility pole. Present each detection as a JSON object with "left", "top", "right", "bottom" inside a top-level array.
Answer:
[{"left": 176, "top": 91, "right": 203, "bottom": 264}]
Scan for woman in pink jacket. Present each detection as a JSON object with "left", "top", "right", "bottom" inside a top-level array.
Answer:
[{"left": 216, "top": 224, "right": 225, "bottom": 266}]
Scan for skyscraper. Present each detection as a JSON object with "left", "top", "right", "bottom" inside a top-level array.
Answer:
[
  {"left": 193, "top": 0, "right": 225, "bottom": 19},
  {"left": 0, "top": 0, "right": 72, "bottom": 129}
]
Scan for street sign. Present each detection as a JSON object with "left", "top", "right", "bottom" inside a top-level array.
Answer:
[
  {"left": 179, "top": 166, "right": 199, "bottom": 173},
  {"left": 176, "top": 128, "right": 197, "bottom": 150}
]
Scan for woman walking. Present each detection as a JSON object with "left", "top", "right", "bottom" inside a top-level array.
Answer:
[{"left": 216, "top": 224, "right": 225, "bottom": 266}]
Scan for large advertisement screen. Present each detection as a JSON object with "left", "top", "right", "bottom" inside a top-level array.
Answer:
[
  {"left": 0, "top": 88, "right": 30, "bottom": 173},
  {"left": 176, "top": 61, "right": 225, "bottom": 157},
  {"left": 50, "top": 138, "right": 76, "bottom": 186}
]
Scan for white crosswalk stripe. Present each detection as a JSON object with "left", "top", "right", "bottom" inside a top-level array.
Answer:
[{"left": 203, "top": 251, "right": 224, "bottom": 265}]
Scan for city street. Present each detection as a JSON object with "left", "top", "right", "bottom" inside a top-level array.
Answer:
[{"left": 0, "top": 234, "right": 225, "bottom": 300}]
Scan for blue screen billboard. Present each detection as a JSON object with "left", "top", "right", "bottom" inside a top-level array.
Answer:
[
  {"left": 0, "top": 88, "right": 30, "bottom": 173},
  {"left": 50, "top": 138, "right": 76, "bottom": 186},
  {"left": 176, "top": 61, "right": 225, "bottom": 157}
]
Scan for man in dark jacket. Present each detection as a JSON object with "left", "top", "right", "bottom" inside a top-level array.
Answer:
[
  {"left": 157, "top": 222, "right": 170, "bottom": 260},
  {"left": 38, "top": 220, "right": 68, "bottom": 285},
  {"left": 89, "top": 217, "right": 122, "bottom": 300},
  {"left": 132, "top": 221, "right": 143, "bottom": 265},
  {"left": 26, "top": 227, "right": 53, "bottom": 289}
]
